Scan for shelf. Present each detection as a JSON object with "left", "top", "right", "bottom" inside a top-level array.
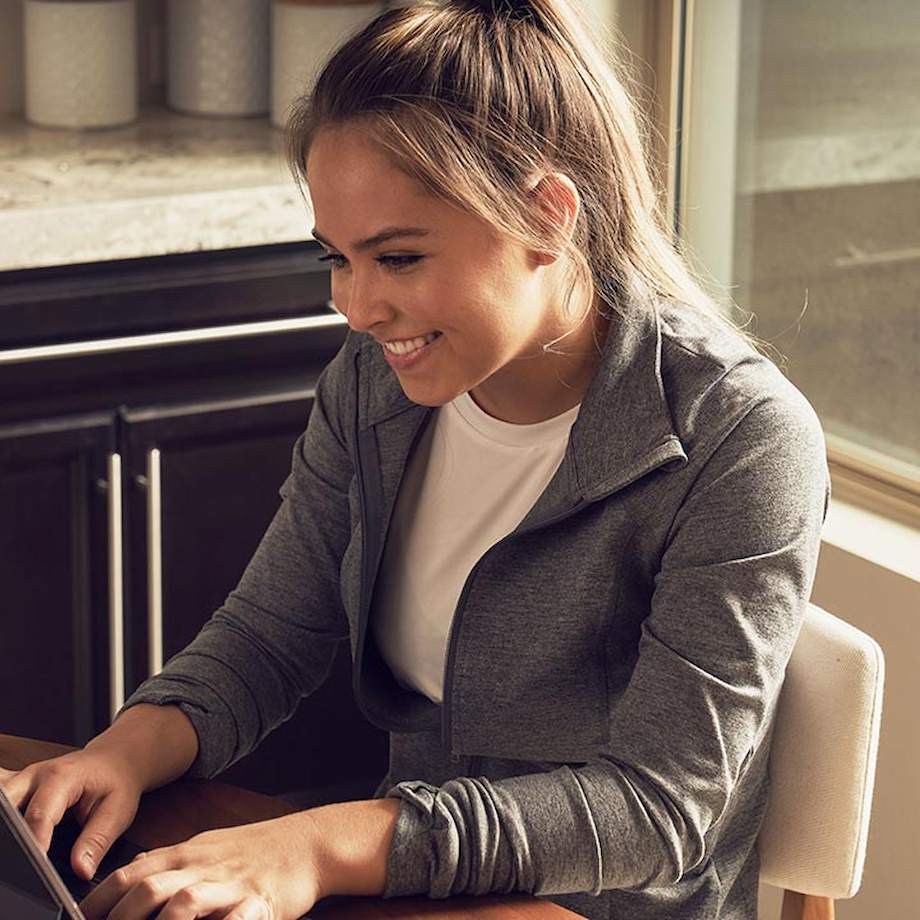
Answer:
[{"left": 0, "top": 104, "right": 314, "bottom": 272}]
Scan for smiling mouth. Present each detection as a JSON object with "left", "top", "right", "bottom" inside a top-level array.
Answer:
[{"left": 382, "top": 331, "right": 443, "bottom": 354}]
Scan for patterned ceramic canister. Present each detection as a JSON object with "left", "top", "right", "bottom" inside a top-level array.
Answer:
[
  {"left": 24, "top": 0, "right": 138, "bottom": 129},
  {"left": 167, "top": 0, "right": 270, "bottom": 117},
  {"left": 270, "top": 0, "right": 384, "bottom": 129}
]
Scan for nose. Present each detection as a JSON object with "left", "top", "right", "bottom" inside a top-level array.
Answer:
[{"left": 334, "top": 276, "right": 392, "bottom": 334}]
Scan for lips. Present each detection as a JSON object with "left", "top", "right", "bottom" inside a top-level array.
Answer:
[
  {"left": 382, "top": 331, "right": 442, "bottom": 353},
  {"left": 381, "top": 330, "right": 443, "bottom": 369},
  {"left": 383, "top": 331, "right": 441, "bottom": 346}
]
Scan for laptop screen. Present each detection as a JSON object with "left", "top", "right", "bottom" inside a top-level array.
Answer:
[{"left": 0, "top": 786, "right": 79, "bottom": 920}]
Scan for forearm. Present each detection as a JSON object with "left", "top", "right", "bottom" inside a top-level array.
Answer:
[
  {"left": 304, "top": 797, "right": 402, "bottom": 900},
  {"left": 84, "top": 702, "right": 199, "bottom": 792}
]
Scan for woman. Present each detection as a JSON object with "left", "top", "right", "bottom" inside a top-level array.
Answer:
[{"left": 0, "top": 1, "right": 830, "bottom": 918}]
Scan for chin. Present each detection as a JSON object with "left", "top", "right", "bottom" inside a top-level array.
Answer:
[
  {"left": 406, "top": 393, "right": 453, "bottom": 409},
  {"left": 398, "top": 381, "right": 458, "bottom": 408}
]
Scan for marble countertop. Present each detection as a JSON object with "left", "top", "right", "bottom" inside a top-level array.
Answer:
[
  {"left": 1, "top": 73, "right": 916, "bottom": 272},
  {"left": 0, "top": 105, "right": 315, "bottom": 272}
]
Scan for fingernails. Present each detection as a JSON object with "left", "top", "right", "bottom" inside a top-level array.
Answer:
[{"left": 80, "top": 852, "right": 94, "bottom": 873}]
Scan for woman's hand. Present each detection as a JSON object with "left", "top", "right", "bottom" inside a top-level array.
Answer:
[
  {"left": 77, "top": 811, "right": 325, "bottom": 920},
  {"left": 0, "top": 748, "right": 144, "bottom": 880}
]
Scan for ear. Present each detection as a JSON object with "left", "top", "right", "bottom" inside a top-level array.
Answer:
[{"left": 526, "top": 171, "right": 581, "bottom": 267}]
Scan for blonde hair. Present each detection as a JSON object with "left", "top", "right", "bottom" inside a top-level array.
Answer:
[{"left": 285, "top": 0, "right": 777, "bottom": 362}]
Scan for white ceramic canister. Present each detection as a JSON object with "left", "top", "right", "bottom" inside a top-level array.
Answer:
[
  {"left": 271, "top": 0, "right": 384, "bottom": 129},
  {"left": 167, "top": 0, "right": 270, "bottom": 117},
  {"left": 0, "top": 0, "right": 24, "bottom": 115},
  {"left": 24, "top": 0, "right": 138, "bottom": 129}
]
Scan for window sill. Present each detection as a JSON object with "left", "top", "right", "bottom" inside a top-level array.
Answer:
[{"left": 821, "top": 497, "right": 919, "bottom": 583}]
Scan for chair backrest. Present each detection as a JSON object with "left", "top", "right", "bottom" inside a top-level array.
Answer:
[{"left": 757, "top": 601, "right": 885, "bottom": 898}]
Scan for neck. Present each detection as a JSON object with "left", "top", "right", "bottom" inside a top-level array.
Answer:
[{"left": 470, "top": 300, "right": 610, "bottom": 424}]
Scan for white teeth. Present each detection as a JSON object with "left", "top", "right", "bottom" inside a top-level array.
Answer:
[{"left": 384, "top": 332, "right": 440, "bottom": 355}]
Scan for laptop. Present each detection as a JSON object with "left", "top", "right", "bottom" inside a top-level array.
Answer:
[
  {"left": 0, "top": 784, "right": 145, "bottom": 919},
  {"left": 0, "top": 787, "right": 326, "bottom": 920}
]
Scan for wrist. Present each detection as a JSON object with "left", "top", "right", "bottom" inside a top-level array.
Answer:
[
  {"left": 86, "top": 703, "right": 199, "bottom": 791},
  {"left": 302, "top": 798, "right": 402, "bottom": 900}
]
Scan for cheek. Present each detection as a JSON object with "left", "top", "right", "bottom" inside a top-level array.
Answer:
[{"left": 329, "top": 273, "right": 347, "bottom": 307}]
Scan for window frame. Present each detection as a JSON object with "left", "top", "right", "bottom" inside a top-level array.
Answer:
[{"left": 617, "top": 0, "right": 920, "bottom": 529}]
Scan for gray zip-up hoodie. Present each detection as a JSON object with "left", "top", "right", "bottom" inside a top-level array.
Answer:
[{"left": 119, "top": 290, "right": 831, "bottom": 920}]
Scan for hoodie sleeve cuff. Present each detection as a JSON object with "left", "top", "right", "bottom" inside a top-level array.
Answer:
[
  {"left": 116, "top": 677, "right": 239, "bottom": 781},
  {"left": 381, "top": 781, "right": 443, "bottom": 899}
]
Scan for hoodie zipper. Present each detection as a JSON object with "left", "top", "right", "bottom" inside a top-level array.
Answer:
[
  {"left": 439, "top": 498, "right": 587, "bottom": 751},
  {"left": 439, "top": 441, "right": 686, "bottom": 752},
  {"left": 352, "top": 351, "right": 376, "bottom": 703},
  {"left": 352, "top": 348, "right": 685, "bottom": 754}
]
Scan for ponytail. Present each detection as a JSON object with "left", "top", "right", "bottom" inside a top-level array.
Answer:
[{"left": 285, "top": 0, "right": 778, "bottom": 363}]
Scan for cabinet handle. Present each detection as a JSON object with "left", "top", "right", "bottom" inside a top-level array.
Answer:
[
  {"left": 0, "top": 307, "right": 346, "bottom": 366},
  {"left": 107, "top": 453, "right": 125, "bottom": 722},
  {"left": 146, "top": 448, "right": 164, "bottom": 679}
]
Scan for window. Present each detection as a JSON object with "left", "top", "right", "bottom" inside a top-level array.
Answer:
[{"left": 623, "top": 0, "right": 920, "bottom": 527}]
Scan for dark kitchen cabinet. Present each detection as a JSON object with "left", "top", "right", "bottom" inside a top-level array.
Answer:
[
  {"left": 0, "top": 412, "right": 116, "bottom": 747},
  {"left": 0, "top": 243, "right": 388, "bottom": 805}
]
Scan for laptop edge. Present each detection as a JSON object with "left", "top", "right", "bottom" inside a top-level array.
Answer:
[{"left": 0, "top": 785, "right": 84, "bottom": 919}]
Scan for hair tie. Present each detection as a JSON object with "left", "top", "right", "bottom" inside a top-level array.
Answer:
[{"left": 472, "top": 0, "right": 535, "bottom": 23}]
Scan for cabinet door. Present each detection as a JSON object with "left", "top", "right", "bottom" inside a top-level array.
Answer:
[
  {"left": 121, "top": 390, "right": 388, "bottom": 803},
  {"left": 0, "top": 413, "right": 119, "bottom": 747}
]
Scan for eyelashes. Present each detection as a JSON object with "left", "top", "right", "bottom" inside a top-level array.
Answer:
[{"left": 318, "top": 254, "right": 422, "bottom": 273}]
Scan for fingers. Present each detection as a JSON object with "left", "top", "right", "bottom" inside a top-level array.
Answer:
[
  {"left": 1, "top": 760, "right": 82, "bottom": 851},
  {"left": 0, "top": 765, "right": 35, "bottom": 811},
  {"left": 79, "top": 865, "right": 262, "bottom": 920},
  {"left": 20, "top": 767, "right": 82, "bottom": 855},
  {"left": 72, "top": 792, "right": 134, "bottom": 881},
  {"left": 162, "top": 884, "right": 270, "bottom": 920},
  {"left": 2, "top": 754, "right": 141, "bottom": 886},
  {"left": 78, "top": 851, "right": 176, "bottom": 920},
  {"left": 1, "top": 764, "right": 130, "bottom": 881},
  {"left": 225, "top": 895, "right": 273, "bottom": 920}
]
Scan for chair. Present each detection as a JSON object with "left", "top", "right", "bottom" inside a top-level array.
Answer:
[{"left": 757, "top": 602, "right": 885, "bottom": 920}]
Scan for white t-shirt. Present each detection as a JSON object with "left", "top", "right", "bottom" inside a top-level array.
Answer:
[{"left": 371, "top": 390, "right": 581, "bottom": 704}]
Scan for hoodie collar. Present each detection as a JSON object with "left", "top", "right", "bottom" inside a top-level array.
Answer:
[{"left": 356, "top": 289, "right": 688, "bottom": 512}]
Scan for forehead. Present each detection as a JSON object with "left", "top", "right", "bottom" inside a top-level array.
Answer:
[
  {"left": 304, "top": 125, "right": 496, "bottom": 250},
  {"left": 306, "top": 126, "right": 429, "bottom": 210}
]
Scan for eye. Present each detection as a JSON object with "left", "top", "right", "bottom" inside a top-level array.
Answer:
[
  {"left": 317, "top": 253, "right": 347, "bottom": 270},
  {"left": 317, "top": 254, "right": 422, "bottom": 273}
]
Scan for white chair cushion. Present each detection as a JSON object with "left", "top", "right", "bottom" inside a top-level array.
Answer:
[{"left": 757, "top": 602, "right": 885, "bottom": 898}]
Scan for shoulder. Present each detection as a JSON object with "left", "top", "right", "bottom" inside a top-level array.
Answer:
[
  {"left": 655, "top": 299, "right": 825, "bottom": 462},
  {"left": 654, "top": 300, "right": 830, "bottom": 532}
]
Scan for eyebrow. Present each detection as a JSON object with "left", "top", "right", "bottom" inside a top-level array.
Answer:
[{"left": 310, "top": 226, "right": 432, "bottom": 253}]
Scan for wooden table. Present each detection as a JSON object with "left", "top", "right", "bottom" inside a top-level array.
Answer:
[{"left": 0, "top": 734, "right": 584, "bottom": 919}]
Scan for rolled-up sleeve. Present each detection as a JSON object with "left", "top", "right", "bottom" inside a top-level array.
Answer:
[
  {"left": 382, "top": 387, "right": 831, "bottom": 898},
  {"left": 115, "top": 333, "right": 357, "bottom": 780}
]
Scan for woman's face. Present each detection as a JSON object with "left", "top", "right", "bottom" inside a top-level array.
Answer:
[{"left": 305, "top": 125, "right": 606, "bottom": 424}]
